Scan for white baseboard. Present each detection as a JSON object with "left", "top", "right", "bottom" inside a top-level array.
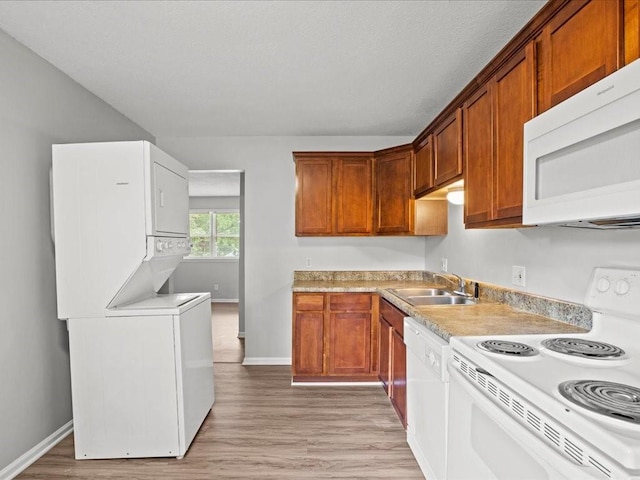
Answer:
[
  {"left": 0, "top": 420, "right": 73, "bottom": 480},
  {"left": 292, "top": 381, "right": 382, "bottom": 387},
  {"left": 211, "top": 298, "right": 239, "bottom": 303},
  {"left": 242, "top": 357, "right": 291, "bottom": 366}
]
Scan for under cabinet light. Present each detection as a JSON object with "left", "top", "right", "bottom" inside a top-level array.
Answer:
[{"left": 446, "top": 186, "right": 464, "bottom": 205}]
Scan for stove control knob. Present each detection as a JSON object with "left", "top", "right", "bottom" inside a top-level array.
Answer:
[
  {"left": 156, "top": 240, "right": 164, "bottom": 252},
  {"left": 615, "top": 279, "right": 631, "bottom": 296},
  {"left": 596, "top": 277, "right": 611, "bottom": 293}
]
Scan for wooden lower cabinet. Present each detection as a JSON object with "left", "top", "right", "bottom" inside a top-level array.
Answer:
[
  {"left": 292, "top": 292, "right": 379, "bottom": 382},
  {"left": 329, "top": 311, "right": 371, "bottom": 375},
  {"left": 379, "top": 316, "right": 392, "bottom": 394},
  {"left": 379, "top": 298, "right": 407, "bottom": 428},
  {"left": 390, "top": 328, "right": 407, "bottom": 427}
]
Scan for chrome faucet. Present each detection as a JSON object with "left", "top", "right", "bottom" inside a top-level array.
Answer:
[{"left": 433, "top": 273, "right": 468, "bottom": 296}]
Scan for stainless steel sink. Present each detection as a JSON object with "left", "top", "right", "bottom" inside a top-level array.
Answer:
[
  {"left": 405, "top": 295, "right": 476, "bottom": 306},
  {"left": 389, "top": 287, "right": 453, "bottom": 297}
]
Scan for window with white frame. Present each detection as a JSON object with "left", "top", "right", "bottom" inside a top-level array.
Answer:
[{"left": 187, "top": 210, "right": 240, "bottom": 259}]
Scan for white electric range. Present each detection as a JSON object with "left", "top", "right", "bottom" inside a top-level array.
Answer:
[{"left": 447, "top": 267, "right": 640, "bottom": 480}]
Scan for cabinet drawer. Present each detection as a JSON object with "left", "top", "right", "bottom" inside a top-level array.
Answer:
[
  {"left": 329, "top": 294, "right": 372, "bottom": 312},
  {"left": 380, "top": 299, "right": 405, "bottom": 336},
  {"left": 295, "top": 294, "right": 325, "bottom": 311}
]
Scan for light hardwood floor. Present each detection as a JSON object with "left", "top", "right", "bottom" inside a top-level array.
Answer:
[
  {"left": 211, "top": 302, "right": 244, "bottom": 364},
  {"left": 17, "top": 306, "right": 423, "bottom": 479}
]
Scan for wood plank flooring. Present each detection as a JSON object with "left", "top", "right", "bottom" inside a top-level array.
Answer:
[
  {"left": 211, "top": 302, "right": 244, "bottom": 364},
  {"left": 17, "top": 305, "right": 423, "bottom": 479}
]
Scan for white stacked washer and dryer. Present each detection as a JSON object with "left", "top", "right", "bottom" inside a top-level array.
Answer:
[{"left": 52, "top": 141, "right": 214, "bottom": 460}]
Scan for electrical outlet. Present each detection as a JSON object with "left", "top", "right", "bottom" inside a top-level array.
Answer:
[
  {"left": 305, "top": 257, "right": 312, "bottom": 269},
  {"left": 512, "top": 265, "right": 526, "bottom": 287},
  {"left": 213, "top": 284, "right": 219, "bottom": 291},
  {"left": 441, "top": 257, "right": 448, "bottom": 272}
]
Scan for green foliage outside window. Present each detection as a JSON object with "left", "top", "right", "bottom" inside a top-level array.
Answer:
[{"left": 188, "top": 211, "right": 240, "bottom": 258}]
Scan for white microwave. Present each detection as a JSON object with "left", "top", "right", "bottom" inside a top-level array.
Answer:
[{"left": 523, "top": 59, "right": 640, "bottom": 229}]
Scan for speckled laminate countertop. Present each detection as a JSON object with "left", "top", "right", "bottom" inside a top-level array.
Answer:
[{"left": 292, "top": 271, "right": 590, "bottom": 342}]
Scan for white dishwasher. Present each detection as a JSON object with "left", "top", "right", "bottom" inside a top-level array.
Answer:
[{"left": 404, "top": 317, "right": 450, "bottom": 480}]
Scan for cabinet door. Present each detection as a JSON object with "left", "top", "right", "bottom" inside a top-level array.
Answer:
[
  {"left": 153, "top": 162, "right": 189, "bottom": 236},
  {"left": 328, "top": 312, "right": 372, "bottom": 375},
  {"left": 626, "top": 0, "right": 640, "bottom": 64},
  {"left": 434, "top": 108, "right": 463, "bottom": 187},
  {"left": 390, "top": 328, "right": 407, "bottom": 429},
  {"left": 292, "top": 294, "right": 325, "bottom": 376},
  {"left": 493, "top": 44, "right": 535, "bottom": 222},
  {"left": 413, "top": 135, "right": 434, "bottom": 196},
  {"left": 295, "top": 158, "right": 333, "bottom": 235},
  {"left": 334, "top": 157, "right": 372, "bottom": 235},
  {"left": 463, "top": 84, "right": 494, "bottom": 226},
  {"left": 374, "top": 149, "right": 413, "bottom": 234},
  {"left": 378, "top": 317, "right": 392, "bottom": 394},
  {"left": 537, "top": 0, "right": 621, "bottom": 112}
]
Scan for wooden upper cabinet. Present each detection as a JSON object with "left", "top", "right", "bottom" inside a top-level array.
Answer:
[
  {"left": 537, "top": 0, "right": 622, "bottom": 113},
  {"left": 374, "top": 146, "right": 414, "bottom": 235},
  {"left": 413, "top": 135, "right": 434, "bottom": 197},
  {"left": 463, "top": 84, "right": 494, "bottom": 226},
  {"left": 626, "top": 0, "right": 640, "bottom": 64},
  {"left": 434, "top": 108, "right": 463, "bottom": 187},
  {"left": 294, "top": 153, "right": 372, "bottom": 236},
  {"left": 294, "top": 150, "right": 445, "bottom": 237},
  {"left": 334, "top": 156, "right": 372, "bottom": 235},
  {"left": 494, "top": 44, "right": 536, "bottom": 222},
  {"left": 464, "top": 44, "right": 535, "bottom": 228},
  {"left": 295, "top": 157, "right": 333, "bottom": 235}
]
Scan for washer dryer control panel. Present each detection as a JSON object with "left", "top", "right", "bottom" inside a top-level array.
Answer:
[{"left": 148, "top": 236, "right": 191, "bottom": 257}]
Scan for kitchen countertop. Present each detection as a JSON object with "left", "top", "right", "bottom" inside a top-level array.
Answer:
[{"left": 292, "top": 273, "right": 589, "bottom": 341}]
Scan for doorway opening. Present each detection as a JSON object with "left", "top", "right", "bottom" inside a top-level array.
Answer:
[{"left": 170, "top": 170, "right": 245, "bottom": 364}]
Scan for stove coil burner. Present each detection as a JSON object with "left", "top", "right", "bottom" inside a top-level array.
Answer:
[
  {"left": 559, "top": 380, "right": 640, "bottom": 424},
  {"left": 477, "top": 340, "right": 538, "bottom": 357},
  {"left": 542, "top": 338, "right": 625, "bottom": 359}
]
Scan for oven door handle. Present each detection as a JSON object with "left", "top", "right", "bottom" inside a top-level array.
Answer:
[{"left": 475, "top": 367, "right": 493, "bottom": 377}]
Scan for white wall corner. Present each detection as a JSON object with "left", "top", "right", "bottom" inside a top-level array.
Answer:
[{"left": 0, "top": 421, "right": 73, "bottom": 480}]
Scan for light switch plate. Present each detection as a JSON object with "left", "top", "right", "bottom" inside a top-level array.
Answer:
[{"left": 441, "top": 258, "right": 448, "bottom": 272}]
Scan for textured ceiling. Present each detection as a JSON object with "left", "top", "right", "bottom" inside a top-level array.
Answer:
[{"left": 0, "top": 0, "right": 545, "bottom": 137}]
